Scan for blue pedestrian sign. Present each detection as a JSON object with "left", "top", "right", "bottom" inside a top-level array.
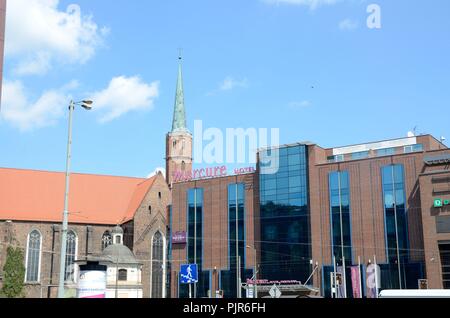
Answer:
[{"left": 180, "top": 264, "right": 198, "bottom": 284}]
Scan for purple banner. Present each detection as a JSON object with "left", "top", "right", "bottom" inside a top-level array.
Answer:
[
  {"left": 172, "top": 231, "right": 187, "bottom": 244},
  {"left": 351, "top": 266, "right": 361, "bottom": 298}
]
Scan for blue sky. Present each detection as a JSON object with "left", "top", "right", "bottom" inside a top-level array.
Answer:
[{"left": 1, "top": 0, "right": 449, "bottom": 178}]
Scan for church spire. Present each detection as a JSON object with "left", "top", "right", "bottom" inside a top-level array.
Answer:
[{"left": 171, "top": 54, "right": 187, "bottom": 132}]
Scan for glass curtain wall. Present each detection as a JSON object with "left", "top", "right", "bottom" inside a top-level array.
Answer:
[{"left": 259, "top": 145, "right": 311, "bottom": 283}]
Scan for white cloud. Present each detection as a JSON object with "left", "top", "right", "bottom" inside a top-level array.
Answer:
[
  {"left": 5, "top": 0, "right": 108, "bottom": 76},
  {"left": 0, "top": 76, "right": 159, "bottom": 131},
  {"left": 219, "top": 76, "right": 249, "bottom": 91},
  {"left": 147, "top": 167, "right": 166, "bottom": 179},
  {"left": 12, "top": 52, "right": 52, "bottom": 76},
  {"left": 1, "top": 80, "right": 69, "bottom": 131},
  {"left": 339, "top": 19, "right": 358, "bottom": 31},
  {"left": 91, "top": 76, "right": 160, "bottom": 123},
  {"left": 207, "top": 76, "right": 248, "bottom": 96},
  {"left": 288, "top": 100, "right": 312, "bottom": 109},
  {"left": 263, "top": 0, "right": 341, "bottom": 10}
]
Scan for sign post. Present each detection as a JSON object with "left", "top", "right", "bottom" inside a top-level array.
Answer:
[
  {"left": 180, "top": 264, "right": 198, "bottom": 299},
  {"left": 172, "top": 231, "right": 187, "bottom": 244}
]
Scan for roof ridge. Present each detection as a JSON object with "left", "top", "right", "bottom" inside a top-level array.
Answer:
[
  {"left": 119, "top": 175, "right": 159, "bottom": 224},
  {"left": 0, "top": 167, "right": 147, "bottom": 180},
  {"left": 136, "top": 174, "right": 157, "bottom": 186}
]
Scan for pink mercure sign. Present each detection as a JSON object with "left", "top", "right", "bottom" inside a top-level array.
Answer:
[{"left": 172, "top": 166, "right": 255, "bottom": 183}]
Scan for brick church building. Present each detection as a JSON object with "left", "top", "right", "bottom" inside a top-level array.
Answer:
[
  {"left": 0, "top": 56, "right": 190, "bottom": 298},
  {"left": 0, "top": 169, "right": 170, "bottom": 298}
]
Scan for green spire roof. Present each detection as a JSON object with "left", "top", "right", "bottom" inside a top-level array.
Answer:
[{"left": 171, "top": 57, "right": 188, "bottom": 133}]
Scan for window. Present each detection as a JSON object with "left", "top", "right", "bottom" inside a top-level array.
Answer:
[
  {"left": 179, "top": 188, "right": 210, "bottom": 298},
  {"left": 351, "top": 151, "right": 369, "bottom": 160},
  {"left": 439, "top": 243, "right": 450, "bottom": 289},
  {"left": 381, "top": 165, "right": 408, "bottom": 267},
  {"left": 25, "top": 230, "right": 41, "bottom": 282},
  {"left": 404, "top": 144, "right": 423, "bottom": 153},
  {"left": 377, "top": 148, "right": 396, "bottom": 157},
  {"left": 149, "top": 205, "right": 152, "bottom": 214},
  {"left": 222, "top": 184, "right": 251, "bottom": 299},
  {"left": 329, "top": 171, "right": 352, "bottom": 263},
  {"left": 328, "top": 155, "right": 344, "bottom": 163},
  {"left": 115, "top": 235, "right": 121, "bottom": 245},
  {"left": 158, "top": 192, "right": 162, "bottom": 199},
  {"left": 152, "top": 231, "right": 164, "bottom": 298},
  {"left": 101, "top": 231, "right": 112, "bottom": 250},
  {"left": 118, "top": 269, "right": 127, "bottom": 281},
  {"left": 228, "top": 183, "right": 245, "bottom": 271},
  {"left": 173, "top": 140, "right": 177, "bottom": 149},
  {"left": 181, "top": 161, "right": 186, "bottom": 171},
  {"left": 187, "top": 188, "right": 203, "bottom": 266},
  {"left": 65, "top": 230, "right": 77, "bottom": 282},
  {"left": 436, "top": 216, "right": 450, "bottom": 234}
]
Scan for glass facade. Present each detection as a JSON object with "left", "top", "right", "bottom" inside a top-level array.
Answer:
[
  {"left": 439, "top": 243, "right": 450, "bottom": 289},
  {"left": 327, "top": 154, "right": 344, "bottom": 163},
  {"left": 259, "top": 145, "right": 311, "bottom": 282},
  {"left": 377, "top": 148, "right": 395, "bottom": 157},
  {"left": 381, "top": 164, "right": 409, "bottom": 264},
  {"left": 351, "top": 151, "right": 369, "bottom": 160},
  {"left": 179, "top": 188, "right": 210, "bottom": 298},
  {"left": 404, "top": 144, "right": 424, "bottom": 153},
  {"left": 220, "top": 183, "right": 253, "bottom": 298},
  {"left": 329, "top": 171, "right": 352, "bottom": 263}
]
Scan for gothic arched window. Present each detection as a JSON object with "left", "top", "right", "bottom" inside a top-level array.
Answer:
[
  {"left": 65, "top": 230, "right": 77, "bottom": 282},
  {"left": 151, "top": 231, "right": 164, "bottom": 298},
  {"left": 25, "top": 230, "right": 41, "bottom": 282},
  {"left": 101, "top": 231, "right": 112, "bottom": 250}
]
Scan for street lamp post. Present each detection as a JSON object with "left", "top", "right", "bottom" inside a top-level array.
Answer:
[
  {"left": 235, "top": 183, "right": 240, "bottom": 298},
  {"left": 57, "top": 100, "right": 93, "bottom": 299}
]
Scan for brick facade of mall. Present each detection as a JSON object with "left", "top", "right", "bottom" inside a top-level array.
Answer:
[{"left": 169, "top": 135, "right": 450, "bottom": 296}]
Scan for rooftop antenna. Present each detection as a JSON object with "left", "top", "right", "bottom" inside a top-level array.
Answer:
[{"left": 407, "top": 126, "right": 418, "bottom": 137}]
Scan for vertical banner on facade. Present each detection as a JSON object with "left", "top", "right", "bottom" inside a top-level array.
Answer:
[
  {"left": 366, "top": 264, "right": 381, "bottom": 298},
  {"left": 336, "top": 266, "right": 345, "bottom": 298},
  {"left": 77, "top": 270, "right": 107, "bottom": 298},
  {"left": 351, "top": 266, "right": 361, "bottom": 298}
]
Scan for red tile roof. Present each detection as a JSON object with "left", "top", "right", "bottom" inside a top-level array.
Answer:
[{"left": 0, "top": 168, "right": 157, "bottom": 225}]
